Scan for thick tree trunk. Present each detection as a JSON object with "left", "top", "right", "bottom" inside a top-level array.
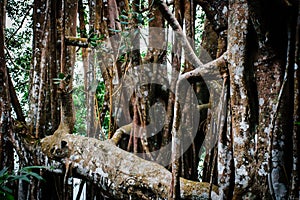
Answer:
[
  {"left": 41, "top": 133, "right": 219, "bottom": 199},
  {"left": 226, "top": 1, "right": 254, "bottom": 198},
  {"left": 3, "top": 0, "right": 299, "bottom": 199},
  {"left": 27, "top": 0, "right": 49, "bottom": 138},
  {"left": 0, "top": 0, "right": 14, "bottom": 170}
]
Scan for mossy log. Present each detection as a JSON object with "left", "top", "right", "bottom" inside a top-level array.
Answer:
[{"left": 41, "top": 132, "right": 219, "bottom": 199}]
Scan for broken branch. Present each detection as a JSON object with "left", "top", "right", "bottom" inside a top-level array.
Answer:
[{"left": 65, "top": 36, "right": 89, "bottom": 47}]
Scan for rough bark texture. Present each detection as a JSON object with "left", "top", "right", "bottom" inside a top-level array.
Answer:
[
  {"left": 0, "top": 0, "right": 14, "bottom": 169},
  {"left": 195, "top": 0, "right": 228, "bottom": 33},
  {"left": 27, "top": 0, "right": 49, "bottom": 137},
  {"left": 226, "top": 1, "right": 255, "bottom": 198},
  {"left": 41, "top": 133, "right": 219, "bottom": 199},
  {"left": 59, "top": 0, "right": 77, "bottom": 132},
  {"left": 3, "top": 0, "right": 300, "bottom": 199},
  {"left": 290, "top": 1, "right": 300, "bottom": 197}
]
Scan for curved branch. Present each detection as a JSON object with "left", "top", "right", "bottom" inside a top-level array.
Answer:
[
  {"left": 110, "top": 123, "right": 132, "bottom": 145},
  {"left": 41, "top": 133, "right": 219, "bottom": 199},
  {"left": 180, "top": 51, "right": 228, "bottom": 80},
  {"left": 7, "top": 68, "right": 26, "bottom": 122},
  {"left": 155, "top": 0, "right": 203, "bottom": 69}
]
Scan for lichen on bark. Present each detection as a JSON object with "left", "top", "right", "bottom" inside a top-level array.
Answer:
[{"left": 41, "top": 133, "right": 219, "bottom": 199}]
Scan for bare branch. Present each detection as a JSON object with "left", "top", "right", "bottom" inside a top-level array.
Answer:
[
  {"left": 155, "top": 0, "right": 203, "bottom": 69},
  {"left": 7, "top": 68, "right": 26, "bottom": 122},
  {"left": 197, "top": 103, "right": 211, "bottom": 110},
  {"left": 110, "top": 123, "right": 132, "bottom": 145},
  {"left": 65, "top": 36, "right": 89, "bottom": 47},
  {"left": 180, "top": 51, "right": 228, "bottom": 80}
]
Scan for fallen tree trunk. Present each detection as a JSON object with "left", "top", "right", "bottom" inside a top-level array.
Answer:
[{"left": 41, "top": 130, "right": 219, "bottom": 199}]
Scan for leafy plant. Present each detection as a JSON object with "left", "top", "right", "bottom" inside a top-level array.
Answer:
[
  {"left": 53, "top": 73, "right": 71, "bottom": 85},
  {"left": 0, "top": 166, "right": 45, "bottom": 200},
  {"left": 73, "top": 84, "right": 87, "bottom": 136}
]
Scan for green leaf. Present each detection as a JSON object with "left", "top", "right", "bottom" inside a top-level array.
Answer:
[
  {"left": 89, "top": 37, "right": 98, "bottom": 41},
  {"left": 119, "top": 14, "right": 128, "bottom": 19},
  {"left": 120, "top": 21, "right": 129, "bottom": 25},
  {"left": 6, "top": 193, "right": 14, "bottom": 200},
  {"left": 147, "top": 17, "right": 155, "bottom": 22},
  {"left": 25, "top": 172, "right": 44, "bottom": 181},
  {"left": 134, "top": 29, "right": 140, "bottom": 36},
  {"left": 108, "top": 28, "right": 121, "bottom": 33},
  {"left": 119, "top": 45, "right": 126, "bottom": 51},
  {"left": 15, "top": 176, "right": 31, "bottom": 183},
  {"left": 1, "top": 186, "right": 12, "bottom": 194},
  {"left": 131, "top": 11, "right": 139, "bottom": 15},
  {"left": 58, "top": 73, "right": 65, "bottom": 79},
  {"left": 90, "top": 41, "right": 97, "bottom": 47},
  {"left": 0, "top": 168, "right": 8, "bottom": 177},
  {"left": 121, "top": 31, "right": 129, "bottom": 37},
  {"left": 20, "top": 166, "right": 47, "bottom": 171},
  {"left": 295, "top": 121, "right": 300, "bottom": 125}
]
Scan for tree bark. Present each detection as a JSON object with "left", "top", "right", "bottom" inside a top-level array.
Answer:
[
  {"left": 0, "top": 0, "right": 14, "bottom": 170},
  {"left": 41, "top": 133, "right": 219, "bottom": 199}
]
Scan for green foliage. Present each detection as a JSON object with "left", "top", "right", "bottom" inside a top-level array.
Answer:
[
  {"left": 72, "top": 66, "right": 87, "bottom": 136},
  {"left": 72, "top": 72, "right": 110, "bottom": 137},
  {"left": 0, "top": 166, "right": 45, "bottom": 200},
  {"left": 53, "top": 73, "right": 72, "bottom": 85},
  {"left": 7, "top": 45, "right": 31, "bottom": 110},
  {"left": 102, "top": 111, "right": 110, "bottom": 137},
  {"left": 73, "top": 84, "right": 87, "bottom": 136},
  {"left": 140, "top": 50, "right": 147, "bottom": 59},
  {"left": 95, "top": 81, "right": 110, "bottom": 136},
  {"left": 5, "top": 0, "right": 32, "bottom": 115},
  {"left": 197, "top": 147, "right": 206, "bottom": 181},
  {"left": 115, "top": 5, "right": 154, "bottom": 31},
  {"left": 77, "top": 0, "right": 89, "bottom": 37},
  {"left": 96, "top": 81, "right": 105, "bottom": 108},
  {"left": 6, "top": 0, "right": 32, "bottom": 23},
  {"left": 195, "top": 5, "right": 206, "bottom": 55},
  {"left": 88, "top": 32, "right": 105, "bottom": 48}
]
